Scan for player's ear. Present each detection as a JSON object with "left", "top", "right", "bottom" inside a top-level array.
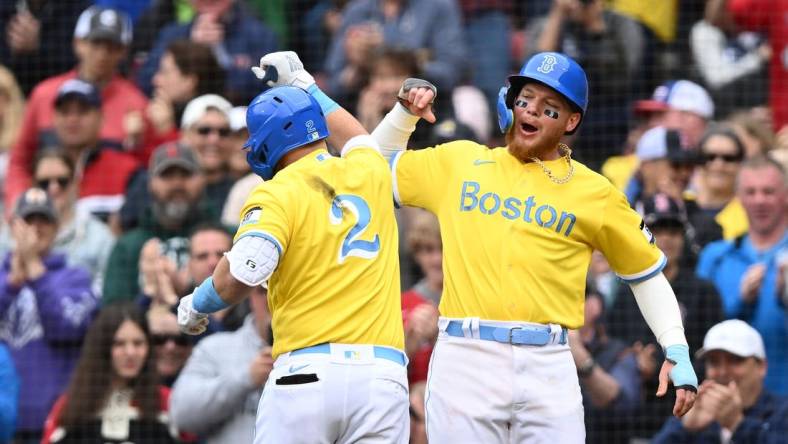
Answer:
[{"left": 565, "top": 112, "right": 581, "bottom": 134}]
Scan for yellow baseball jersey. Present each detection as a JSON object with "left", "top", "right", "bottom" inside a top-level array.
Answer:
[
  {"left": 235, "top": 147, "right": 404, "bottom": 358},
  {"left": 391, "top": 142, "right": 666, "bottom": 329}
]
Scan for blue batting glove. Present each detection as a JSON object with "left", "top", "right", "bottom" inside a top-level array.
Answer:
[{"left": 665, "top": 344, "right": 698, "bottom": 392}]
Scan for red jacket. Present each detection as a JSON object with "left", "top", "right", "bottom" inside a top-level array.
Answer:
[
  {"left": 6, "top": 70, "right": 148, "bottom": 212},
  {"left": 77, "top": 146, "right": 142, "bottom": 217},
  {"left": 729, "top": 0, "right": 788, "bottom": 131}
]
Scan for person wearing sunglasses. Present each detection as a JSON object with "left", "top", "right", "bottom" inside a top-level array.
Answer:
[
  {"left": 148, "top": 305, "right": 195, "bottom": 388},
  {"left": 179, "top": 95, "right": 236, "bottom": 214},
  {"left": 120, "top": 94, "right": 236, "bottom": 233},
  {"left": 688, "top": 126, "right": 748, "bottom": 247}
]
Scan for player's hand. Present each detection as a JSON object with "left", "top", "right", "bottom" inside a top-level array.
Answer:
[
  {"left": 397, "top": 78, "right": 437, "bottom": 123},
  {"left": 177, "top": 293, "right": 210, "bottom": 335},
  {"left": 252, "top": 51, "right": 315, "bottom": 90},
  {"left": 656, "top": 344, "right": 698, "bottom": 417}
]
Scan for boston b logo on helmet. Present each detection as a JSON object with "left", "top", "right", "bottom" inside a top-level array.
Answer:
[
  {"left": 497, "top": 52, "right": 589, "bottom": 135},
  {"left": 244, "top": 86, "right": 330, "bottom": 180}
]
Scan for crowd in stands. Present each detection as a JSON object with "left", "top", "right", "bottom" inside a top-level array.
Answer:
[{"left": 0, "top": 0, "right": 786, "bottom": 443}]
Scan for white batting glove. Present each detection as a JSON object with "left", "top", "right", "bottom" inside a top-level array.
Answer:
[
  {"left": 177, "top": 293, "right": 210, "bottom": 335},
  {"left": 251, "top": 51, "right": 315, "bottom": 90}
]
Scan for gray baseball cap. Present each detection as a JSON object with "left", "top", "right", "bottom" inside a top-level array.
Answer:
[
  {"left": 149, "top": 142, "right": 201, "bottom": 177},
  {"left": 73, "top": 6, "right": 133, "bottom": 46}
]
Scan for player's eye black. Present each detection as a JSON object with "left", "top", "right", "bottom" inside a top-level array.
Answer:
[
  {"left": 196, "top": 126, "right": 231, "bottom": 138},
  {"left": 703, "top": 152, "right": 742, "bottom": 163},
  {"left": 36, "top": 176, "right": 71, "bottom": 189}
]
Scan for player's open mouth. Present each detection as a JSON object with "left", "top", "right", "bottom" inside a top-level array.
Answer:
[{"left": 520, "top": 122, "right": 538, "bottom": 135}]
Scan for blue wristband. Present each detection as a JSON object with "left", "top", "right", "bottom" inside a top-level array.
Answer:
[
  {"left": 307, "top": 84, "right": 340, "bottom": 115},
  {"left": 665, "top": 344, "right": 698, "bottom": 391},
  {"left": 192, "top": 277, "right": 230, "bottom": 314}
]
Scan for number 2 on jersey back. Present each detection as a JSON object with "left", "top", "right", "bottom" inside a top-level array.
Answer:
[{"left": 329, "top": 194, "right": 380, "bottom": 263}]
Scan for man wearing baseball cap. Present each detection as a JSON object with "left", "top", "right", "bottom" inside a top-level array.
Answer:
[
  {"left": 103, "top": 142, "right": 222, "bottom": 304},
  {"left": 119, "top": 94, "right": 235, "bottom": 231},
  {"left": 634, "top": 79, "right": 715, "bottom": 149},
  {"left": 6, "top": 5, "right": 148, "bottom": 216},
  {"left": 654, "top": 320, "right": 788, "bottom": 443},
  {"left": 51, "top": 78, "right": 141, "bottom": 222},
  {"left": 0, "top": 187, "right": 97, "bottom": 441}
]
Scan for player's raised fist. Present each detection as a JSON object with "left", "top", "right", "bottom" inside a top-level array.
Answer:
[
  {"left": 252, "top": 51, "right": 316, "bottom": 91},
  {"left": 397, "top": 78, "right": 437, "bottom": 123}
]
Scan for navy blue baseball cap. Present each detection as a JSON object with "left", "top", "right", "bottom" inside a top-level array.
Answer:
[
  {"left": 15, "top": 188, "right": 57, "bottom": 222},
  {"left": 54, "top": 79, "right": 102, "bottom": 109}
]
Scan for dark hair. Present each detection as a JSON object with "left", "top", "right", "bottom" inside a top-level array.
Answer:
[
  {"left": 370, "top": 47, "right": 421, "bottom": 79},
  {"left": 698, "top": 125, "right": 746, "bottom": 160},
  {"left": 188, "top": 222, "right": 233, "bottom": 254},
  {"left": 59, "top": 304, "right": 159, "bottom": 429},
  {"left": 166, "top": 39, "right": 225, "bottom": 97},
  {"left": 32, "top": 148, "right": 76, "bottom": 179}
]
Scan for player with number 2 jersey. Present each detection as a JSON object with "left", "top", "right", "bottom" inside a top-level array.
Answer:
[{"left": 177, "top": 84, "right": 408, "bottom": 444}]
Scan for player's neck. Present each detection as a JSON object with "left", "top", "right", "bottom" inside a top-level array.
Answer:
[{"left": 276, "top": 141, "right": 327, "bottom": 172}]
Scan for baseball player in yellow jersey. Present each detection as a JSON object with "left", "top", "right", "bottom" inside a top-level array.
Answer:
[
  {"left": 176, "top": 81, "right": 411, "bottom": 443},
  {"left": 371, "top": 52, "right": 698, "bottom": 442}
]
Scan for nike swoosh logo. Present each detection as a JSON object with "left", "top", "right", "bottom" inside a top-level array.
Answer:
[
  {"left": 473, "top": 159, "right": 496, "bottom": 166},
  {"left": 289, "top": 363, "right": 310, "bottom": 373}
]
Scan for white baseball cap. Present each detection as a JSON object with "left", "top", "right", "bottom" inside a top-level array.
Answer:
[
  {"left": 636, "top": 126, "right": 671, "bottom": 161},
  {"left": 228, "top": 106, "right": 248, "bottom": 132},
  {"left": 635, "top": 80, "right": 714, "bottom": 120},
  {"left": 696, "top": 320, "right": 766, "bottom": 360},
  {"left": 181, "top": 94, "right": 233, "bottom": 129}
]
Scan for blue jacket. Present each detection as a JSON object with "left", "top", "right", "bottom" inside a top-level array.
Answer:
[
  {"left": 136, "top": 2, "right": 278, "bottom": 104},
  {"left": 0, "top": 343, "right": 18, "bottom": 443},
  {"left": 696, "top": 233, "right": 788, "bottom": 394},
  {"left": 653, "top": 391, "right": 788, "bottom": 443},
  {"left": 0, "top": 253, "right": 97, "bottom": 432}
]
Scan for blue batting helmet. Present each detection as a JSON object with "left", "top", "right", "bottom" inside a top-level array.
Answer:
[
  {"left": 244, "top": 86, "right": 329, "bottom": 180},
  {"left": 497, "top": 52, "right": 588, "bottom": 135}
]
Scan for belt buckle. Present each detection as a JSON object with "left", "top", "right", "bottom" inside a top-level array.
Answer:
[{"left": 508, "top": 326, "right": 523, "bottom": 344}]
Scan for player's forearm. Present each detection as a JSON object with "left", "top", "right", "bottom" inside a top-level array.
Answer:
[
  {"left": 212, "top": 257, "right": 252, "bottom": 306},
  {"left": 371, "top": 103, "right": 420, "bottom": 161},
  {"left": 325, "top": 106, "right": 369, "bottom": 153},
  {"left": 629, "top": 273, "right": 688, "bottom": 349}
]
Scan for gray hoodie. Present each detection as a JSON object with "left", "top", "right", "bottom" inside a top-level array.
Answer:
[{"left": 170, "top": 315, "right": 268, "bottom": 444}]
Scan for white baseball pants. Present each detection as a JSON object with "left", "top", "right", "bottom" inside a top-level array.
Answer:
[
  {"left": 425, "top": 317, "right": 585, "bottom": 443},
  {"left": 254, "top": 343, "right": 409, "bottom": 444}
]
